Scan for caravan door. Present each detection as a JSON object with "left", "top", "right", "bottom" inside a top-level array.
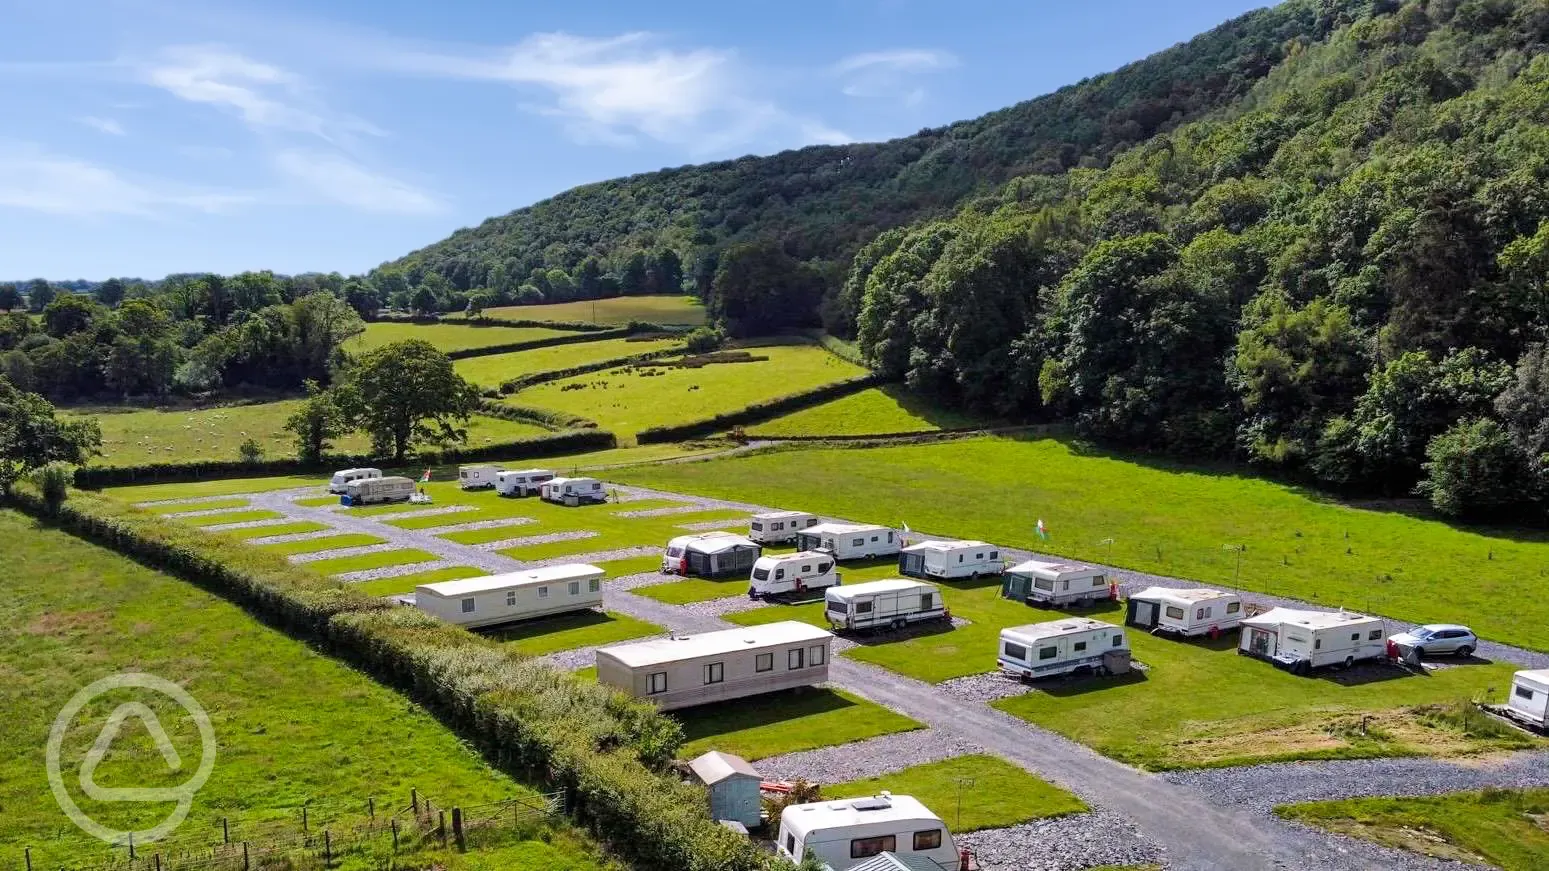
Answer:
[
  {"left": 1246, "top": 627, "right": 1275, "bottom": 657},
  {"left": 1128, "top": 600, "right": 1158, "bottom": 629},
  {"left": 899, "top": 552, "right": 925, "bottom": 577}
]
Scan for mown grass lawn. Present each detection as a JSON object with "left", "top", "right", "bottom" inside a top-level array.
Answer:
[
  {"left": 455, "top": 336, "right": 683, "bottom": 387},
  {"left": 354, "top": 565, "right": 489, "bottom": 597},
  {"left": 181, "top": 508, "right": 286, "bottom": 527},
  {"left": 218, "top": 520, "right": 331, "bottom": 540},
  {"left": 143, "top": 496, "right": 249, "bottom": 514},
  {"left": 0, "top": 510, "right": 612, "bottom": 871},
  {"left": 1278, "top": 788, "right": 1549, "bottom": 870},
  {"left": 347, "top": 321, "right": 582, "bottom": 353},
  {"left": 747, "top": 385, "right": 986, "bottom": 437},
  {"left": 634, "top": 575, "right": 750, "bottom": 605},
  {"left": 487, "top": 611, "right": 663, "bottom": 657},
  {"left": 257, "top": 532, "right": 386, "bottom": 556},
  {"left": 108, "top": 475, "right": 324, "bottom": 502},
  {"left": 675, "top": 687, "right": 922, "bottom": 761},
  {"left": 304, "top": 548, "right": 441, "bottom": 576},
  {"left": 826, "top": 755, "right": 1086, "bottom": 831},
  {"left": 613, "top": 435, "right": 1549, "bottom": 651},
  {"left": 471, "top": 295, "right": 706, "bottom": 327}
]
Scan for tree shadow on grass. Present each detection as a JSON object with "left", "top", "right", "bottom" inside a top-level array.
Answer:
[
  {"left": 672, "top": 687, "right": 854, "bottom": 743},
  {"left": 876, "top": 384, "right": 992, "bottom": 430},
  {"left": 481, "top": 609, "right": 616, "bottom": 642}
]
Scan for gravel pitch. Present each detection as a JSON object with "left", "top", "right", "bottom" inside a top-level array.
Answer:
[
  {"left": 427, "top": 517, "right": 538, "bottom": 535},
  {"left": 959, "top": 806, "right": 1165, "bottom": 871},
  {"left": 375, "top": 505, "right": 479, "bottom": 522},
  {"left": 246, "top": 527, "right": 353, "bottom": 546},
  {"left": 609, "top": 570, "right": 677, "bottom": 592},
  {"left": 198, "top": 517, "right": 300, "bottom": 532},
  {"left": 473, "top": 530, "right": 597, "bottom": 552},
  {"left": 674, "top": 519, "right": 751, "bottom": 532},
  {"left": 675, "top": 594, "right": 769, "bottom": 617},
  {"left": 938, "top": 672, "right": 1036, "bottom": 704},
  {"left": 544, "top": 636, "right": 671, "bottom": 671},
  {"left": 755, "top": 728, "right": 981, "bottom": 784},
  {"left": 522, "top": 547, "right": 662, "bottom": 569},
  {"left": 162, "top": 505, "right": 257, "bottom": 519},
  {"left": 288, "top": 542, "right": 405, "bottom": 564},
  {"left": 335, "top": 560, "right": 459, "bottom": 583}
]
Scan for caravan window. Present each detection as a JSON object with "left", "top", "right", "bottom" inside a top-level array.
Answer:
[
  {"left": 461, "top": 598, "right": 476, "bottom": 613},
  {"left": 809, "top": 645, "right": 826, "bottom": 666},
  {"left": 704, "top": 662, "right": 723, "bottom": 685},
  {"left": 1165, "top": 606, "right": 1185, "bottom": 620},
  {"left": 756, "top": 653, "right": 773, "bottom": 673},
  {"left": 920, "top": 592, "right": 935, "bottom": 611},
  {"left": 1350, "top": 633, "right": 1360, "bottom": 641},
  {"left": 802, "top": 564, "right": 812, "bottom": 573},
  {"left": 589, "top": 579, "right": 601, "bottom": 593},
  {"left": 775, "top": 569, "right": 786, "bottom": 580},
  {"left": 788, "top": 648, "right": 805, "bottom": 669},
  {"left": 1003, "top": 642, "right": 1027, "bottom": 661},
  {"left": 569, "top": 581, "right": 580, "bottom": 595},
  {"left": 647, "top": 672, "right": 666, "bottom": 694},
  {"left": 506, "top": 591, "right": 517, "bottom": 606},
  {"left": 1113, "top": 634, "right": 1125, "bottom": 647},
  {"left": 819, "top": 562, "right": 833, "bottom": 573},
  {"left": 807, "top": 519, "right": 820, "bottom": 527},
  {"left": 751, "top": 522, "right": 763, "bottom": 531},
  {"left": 852, "top": 538, "right": 865, "bottom": 547},
  {"left": 1227, "top": 602, "right": 1241, "bottom": 614},
  {"left": 1033, "top": 577, "right": 1054, "bottom": 591},
  {"left": 990, "top": 550, "right": 999, "bottom": 560},
  {"left": 1093, "top": 577, "right": 1106, "bottom": 588},
  {"left": 1368, "top": 629, "right": 1382, "bottom": 640},
  {"left": 538, "top": 586, "right": 549, "bottom": 599},
  {"left": 667, "top": 547, "right": 684, "bottom": 557},
  {"left": 1038, "top": 646, "right": 1058, "bottom": 661},
  {"left": 1073, "top": 641, "right": 1087, "bottom": 652},
  {"left": 850, "top": 835, "right": 895, "bottom": 859},
  {"left": 958, "top": 554, "right": 964, "bottom": 563},
  {"left": 1197, "top": 607, "right": 1211, "bottom": 619},
  {"left": 753, "top": 569, "right": 770, "bottom": 581},
  {"left": 786, "top": 834, "right": 795, "bottom": 854},
  {"left": 1517, "top": 686, "right": 1535, "bottom": 701},
  {"left": 855, "top": 601, "right": 873, "bottom": 614},
  {"left": 913, "top": 830, "right": 942, "bottom": 851},
  {"left": 1314, "top": 639, "right": 1322, "bottom": 650}
]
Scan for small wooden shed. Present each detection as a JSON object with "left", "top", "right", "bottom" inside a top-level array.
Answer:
[{"left": 688, "top": 751, "right": 763, "bottom": 828}]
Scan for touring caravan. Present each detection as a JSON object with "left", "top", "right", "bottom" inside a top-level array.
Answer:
[
  {"left": 796, "top": 523, "right": 901, "bottom": 561},
  {"left": 1506, "top": 669, "right": 1549, "bottom": 730},
  {"left": 340, "top": 475, "right": 416, "bottom": 506},
  {"left": 328, "top": 467, "right": 381, "bottom": 494},
  {"left": 596, "top": 621, "right": 833, "bottom": 711},
  {"left": 661, "top": 532, "right": 762, "bottom": 578},
  {"left": 749, "top": 551, "right": 839, "bottom": 599},
  {"left": 1127, "top": 587, "right": 1245, "bottom": 638},
  {"left": 457, "top": 464, "right": 503, "bottom": 490},
  {"left": 495, "top": 468, "right": 554, "bottom": 498},
  {"left": 749, "top": 511, "right": 821, "bottom": 545},
  {"left": 412, "top": 564, "right": 605, "bottom": 628},
  {"left": 775, "top": 793, "right": 958, "bottom": 871},
  {"left": 1237, "top": 607, "right": 1387, "bottom": 673},
  {"left": 897, "top": 540, "right": 1001, "bottom": 581},
  {"left": 826, "top": 580, "right": 948, "bottom": 633},
  {"left": 541, "top": 476, "right": 607, "bottom": 505},
  {"left": 1000, "top": 560, "right": 1112, "bottom": 608},
  {"left": 998, "top": 618, "right": 1131, "bottom": 680}
]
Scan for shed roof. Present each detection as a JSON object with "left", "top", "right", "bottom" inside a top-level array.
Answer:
[
  {"left": 418, "top": 564, "right": 604, "bottom": 598},
  {"left": 688, "top": 751, "right": 761, "bottom": 785},
  {"left": 598, "top": 621, "right": 832, "bottom": 668}
]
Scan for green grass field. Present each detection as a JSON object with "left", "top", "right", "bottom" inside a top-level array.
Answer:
[
  {"left": 257, "top": 532, "right": 386, "bottom": 556},
  {"left": 180, "top": 508, "right": 285, "bottom": 527},
  {"left": 634, "top": 575, "right": 750, "bottom": 605},
  {"left": 455, "top": 336, "right": 683, "bottom": 387},
  {"left": 143, "top": 497, "right": 249, "bottom": 514},
  {"left": 826, "top": 755, "right": 1086, "bottom": 832},
  {"left": 512, "top": 344, "right": 867, "bottom": 442},
  {"left": 218, "top": 520, "right": 331, "bottom": 540},
  {"left": 1278, "top": 788, "right": 1549, "bottom": 870},
  {"left": 674, "top": 687, "right": 922, "bottom": 761},
  {"left": 488, "top": 611, "right": 663, "bottom": 657},
  {"left": 613, "top": 435, "right": 1549, "bottom": 651},
  {"left": 473, "top": 295, "right": 706, "bottom": 327},
  {"left": 355, "top": 565, "right": 489, "bottom": 597},
  {"left": 747, "top": 386, "right": 985, "bottom": 437},
  {"left": 304, "top": 548, "right": 441, "bottom": 576},
  {"left": 0, "top": 510, "right": 610, "bottom": 870},
  {"left": 347, "top": 321, "right": 581, "bottom": 353}
]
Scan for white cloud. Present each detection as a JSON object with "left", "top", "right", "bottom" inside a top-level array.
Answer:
[
  {"left": 272, "top": 149, "right": 444, "bottom": 215},
  {"left": 833, "top": 49, "right": 957, "bottom": 75},
  {"left": 833, "top": 48, "right": 957, "bottom": 101},
  {"left": 0, "top": 142, "right": 253, "bottom": 217},
  {"left": 77, "top": 116, "right": 126, "bottom": 136}
]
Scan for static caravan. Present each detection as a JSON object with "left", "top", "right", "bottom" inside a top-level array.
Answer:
[
  {"left": 457, "top": 464, "right": 503, "bottom": 490},
  {"left": 413, "top": 564, "right": 605, "bottom": 629},
  {"left": 495, "top": 468, "right": 554, "bottom": 498},
  {"left": 541, "top": 476, "right": 607, "bottom": 506},
  {"left": 796, "top": 523, "right": 901, "bottom": 561},
  {"left": 1000, "top": 560, "right": 1112, "bottom": 608},
  {"left": 749, "top": 511, "right": 820, "bottom": 545},
  {"left": 328, "top": 467, "right": 381, "bottom": 494},
  {"left": 1506, "top": 669, "right": 1549, "bottom": 730},
  {"left": 596, "top": 621, "right": 832, "bottom": 711},
  {"left": 1238, "top": 607, "right": 1387, "bottom": 673},
  {"left": 340, "top": 475, "right": 416, "bottom": 506},
  {"left": 826, "top": 580, "right": 949, "bottom": 633},
  {"left": 1127, "top": 587, "right": 1245, "bottom": 638},
  {"left": 998, "top": 618, "right": 1131, "bottom": 680},
  {"left": 775, "top": 793, "right": 958, "bottom": 871},
  {"left": 897, "top": 540, "right": 1001, "bottom": 581},
  {"left": 749, "top": 551, "right": 839, "bottom": 599},
  {"left": 662, "top": 532, "right": 763, "bottom": 578}
]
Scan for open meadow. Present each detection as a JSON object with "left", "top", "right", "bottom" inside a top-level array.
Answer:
[
  {"left": 346, "top": 320, "right": 582, "bottom": 353},
  {"left": 453, "top": 335, "right": 682, "bottom": 387},
  {"left": 747, "top": 385, "right": 987, "bottom": 437},
  {"left": 471, "top": 295, "right": 706, "bottom": 327}
]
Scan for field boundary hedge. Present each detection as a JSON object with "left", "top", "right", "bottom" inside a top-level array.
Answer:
[
  {"left": 3, "top": 486, "right": 770, "bottom": 871},
  {"left": 475, "top": 400, "right": 601, "bottom": 431},
  {"left": 445, "top": 327, "right": 635, "bottom": 360},
  {"left": 371, "top": 314, "right": 610, "bottom": 333},
  {"left": 498, "top": 345, "right": 686, "bottom": 393},
  {"left": 73, "top": 429, "right": 617, "bottom": 489},
  {"left": 635, "top": 373, "right": 889, "bottom": 443}
]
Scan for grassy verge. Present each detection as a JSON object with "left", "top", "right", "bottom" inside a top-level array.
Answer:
[
  {"left": 488, "top": 611, "right": 664, "bottom": 657},
  {"left": 826, "top": 755, "right": 1086, "bottom": 832},
  {"left": 305, "top": 548, "right": 441, "bottom": 576},
  {"left": 259, "top": 533, "right": 387, "bottom": 556},
  {"left": 675, "top": 687, "right": 922, "bottom": 761}
]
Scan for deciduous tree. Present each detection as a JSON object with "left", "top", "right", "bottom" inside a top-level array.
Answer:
[{"left": 344, "top": 340, "right": 479, "bottom": 461}]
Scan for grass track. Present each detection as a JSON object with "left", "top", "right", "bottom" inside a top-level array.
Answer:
[{"left": 826, "top": 755, "right": 1087, "bottom": 832}]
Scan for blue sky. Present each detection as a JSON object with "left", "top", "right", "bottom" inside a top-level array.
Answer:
[{"left": 0, "top": 0, "right": 1273, "bottom": 280}]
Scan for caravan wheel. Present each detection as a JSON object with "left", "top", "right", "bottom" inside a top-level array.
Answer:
[
  {"left": 892, "top": 618, "right": 906, "bottom": 631},
  {"left": 1343, "top": 656, "right": 1355, "bottom": 669}
]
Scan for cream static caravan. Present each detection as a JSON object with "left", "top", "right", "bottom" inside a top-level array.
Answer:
[{"left": 595, "top": 621, "right": 833, "bottom": 711}]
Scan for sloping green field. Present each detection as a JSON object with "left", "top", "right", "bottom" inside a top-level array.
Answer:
[
  {"left": 347, "top": 321, "right": 581, "bottom": 352},
  {"left": 473, "top": 295, "right": 706, "bottom": 326},
  {"left": 747, "top": 386, "right": 985, "bottom": 437},
  {"left": 455, "top": 335, "right": 681, "bottom": 386}
]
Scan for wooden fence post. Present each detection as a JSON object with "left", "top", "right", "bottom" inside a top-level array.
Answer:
[
  {"left": 410, "top": 788, "right": 418, "bottom": 814},
  {"left": 154, "top": 854, "right": 161, "bottom": 871},
  {"left": 452, "top": 807, "right": 464, "bottom": 851},
  {"left": 127, "top": 833, "right": 135, "bottom": 861},
  {"left": 391, "top": 819, "right": 399, "bottom": 853},
  {"left": 302, "top": 806, "right": 309, "bottom": 835},
  {"left": 222, "top": 817, "right": 229, "bottom": 844},
  {"left": 323, "top": 831, "right": 331, "bottom": 867},
  {"left": 242, "top": 843, "right": 249, "bottom": 871},
  {"left": 24, "top": 847, "right": 31, "bottom": 871},
  {"left": 368, "top": 797, "right": 375, "bottom": 821},
  {"left": 438, "top": 810, "right": 447, "bottom": 846}
]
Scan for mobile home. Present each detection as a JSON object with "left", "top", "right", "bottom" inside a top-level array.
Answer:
[
  {"left": 998, "top": 618, "right": 1131, "bottom": 680},
  {"left": 340, "top": 475, "right": 416, "bottom": 506},
  {"left": 595, "top": 621, "right": 832, "bottom": 711},
  {"left": 749, "top": 511, "right": 820, "bottom": 545},
  {"left": 457, "top": 464, "right": 503, "bottom": 490},
  {"left": 661, "top": 532, "right": 762, "bottom": 578},
  {"left": 749, "top": 551, "right": 839, "bottom": 599},
  {"left": 897, "top": 540, "right": 1001, "bottom": 581},
  {"left": 495, "top": 468, "right": 554, "bottom": 497},
  {"left": 1000, "top": 560, "right": 1112, "bottom": 608},
  {"left": 796, "top": 523, "right": 901, "bottom": 561},
  {"left": 1127, "top": 587, "right": 1245, "bottom": 638},
  {"left": 413, "top": 564, "right": 605, "bottom": 628},
  {"left": 541, "top": 476, "right": 606, "bottom": 505},
  {"left": 826, "top": 580, "right": 948, "bottom": 633},
  {"left": 328, "top": 467, "right": 381, "bottom": 494},
  {"left": 1506, "top": 669, "right": 1549, "bottom": 730},
  {"left": 1238, "top": 607, "right": 1387, "bottom": 673},
  {"left": 775, "top": 793, "right": 958, "bottom": 871}
]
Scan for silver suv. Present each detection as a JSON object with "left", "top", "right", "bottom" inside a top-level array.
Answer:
[{"left": 1388, "top": 624, "right": 1478, "bottom": 658}]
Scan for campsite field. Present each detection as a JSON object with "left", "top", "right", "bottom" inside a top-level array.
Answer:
[
  {"left": 347, "top": 320, "right": 581, "bottom": 352},
  {"left": 454, "top": 335, "right": 682, "bottom": 387},
  {"left": 489, "top": 611, "right": 663, "bottom": 657},
  {"left": 0, "top": 510, "right": 610, "bottom": 870},
  {"left": 827, "top": 755, "right": 1086, "bottom": 831},
  {"left": 674, "top": 687, "right": 921, "bottom": 761},
  {"left": 747, "top": 386, "right": 985, "bottom": 437},
  {"left": 473, "top": 295, "right": 707, "bottom": 327},
  {"left": 613, "top": 436, "right": 1549, "bottom": 651}
]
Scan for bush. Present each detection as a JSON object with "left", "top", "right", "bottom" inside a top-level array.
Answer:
[
  {"left": 32, "top": 462, "right": 72, "bottom": 510},
  {"left": 682, "top": 327, "right": 725, "bottom": 354},
  {"left": 1420, "top": 418, "right": 1540, "bottom": 520},
  {"left": 238, "top": 438, "right": 265, "bottom": 463}
]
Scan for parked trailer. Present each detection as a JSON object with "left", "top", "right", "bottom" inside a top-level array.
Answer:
[
  {"left": 998, "top": 618, "right": 1131, "bottom": 680},
  {"left": 1237, "top": 607, "right": 1387, "bottom": 674},
  {"left": 661, "top": 532, "right": 762, "bottom": 578},
  {"left": 340, "top": 475, "right": 416, "bottom": 506},
  {"left": 413, "top": 564, "right": 605, "bottom": 628},
  {"left": 458, "top": 464, "right": 504, "bottom": 490},
  {"left": 749, "top": 511, "right": 820, "bottom": 545},
  {"left": 897, "top": 540, "right": 1002, "bottom": 581},
  {"left": 826, "top": 579, "right": 948, "bottom": 633},
  {"left": 1000, "top": 560, "right": 1112, "bottom": 608},
  {"left": 1505, "top": 669, "right": 1549, "bottom": 731},
  {"left": 495, "top": 468, "right": 554, "bottom": 497},
  {"left": 595, "top": 621, "right": 832, "bottom": 711},
  {"left": 541, "top": 476, "right": 607, "bottom": 505},
  {"left": 776, "top": 793, "right": 959, "bottom": 871},
  {"left": 750, "top": 551, "right": 839, "bottom": 599},
  {"left": 1126, "top": 587, "right": 1245, "bottom": 638},
  {"left": 796, "top": 523, "right": 901, "bottom": 561},
  {"left": 328, "top": 467, "right": 381, "bottom": 494}
]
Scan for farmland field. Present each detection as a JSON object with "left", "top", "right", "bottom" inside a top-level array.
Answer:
[
  {"left": 826, "top": 755, "right": 1086, "bottom": 831},
  {"left": 455, "top": 335, "right": 682, "bottom": 386},
  {"left": 747, "top": 385, "right": 986, "bottom": 437},
  {"left": 347, "top": 320, "right": 581, "bottom": 352},
  {"left": 472, "top": 295, "right": 706, "bottom": 326}
]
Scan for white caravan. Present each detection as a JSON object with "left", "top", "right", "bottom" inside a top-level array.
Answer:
[
  {"left": 328, "top": 467, "right": 381, "bottom": 494},
  {"left": 897, "top": 540, "right": 1002, "bottom": 581},
  {"left": 998, "top": 618, "right": 1131, "bottom": 680},
  {"left": 776, "top": 793, "right": 958, "bottom": 871},
  {"left": 749, "top": 511, "right": 821, "bottom": 545},
  {"left": 1000, "top": 560, "right": 1112, "bottom": 608},
  {"left": 796, "top": 523, "right": 901, "bottom": 561},
  {"left": 1238, "top": 607, "right": 1387, "bottom": 673},
  {"left": 341, "top": 476, "right": 416, "bottom": 506},
  {"left": 541, "top": 476, "right": 607, "bottom": 505},
  {"left": 1507, "top": 669, "right": 1549, "bottom": 730},
  {"left": 1126, "top": 587, "right": 1245, "bottom": 638},
  {"left": 457, "top": 464, "right": 503, "bottom": 490},
  {"left": 749, "top": 551, "right": 839, "bottom": 599},
  {"left": 596, "top": 621, "right": 833, "bottom": 711},
  {"left": 826, "top": 580, "right": 948, "bottom": 633},
  {"left": 413, "top": 564, "right": 604, "bottom": 628},
  {"left": 495, "top": 468, "right": 554, "bottom": 498}
]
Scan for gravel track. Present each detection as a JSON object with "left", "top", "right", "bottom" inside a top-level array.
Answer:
[
  {"left": 613, "top": 504, "right": 732, "bottom": 518},
  {"left": 424, "top": 517, "right": 537, "bottom": 535},
  {"left": 288, "top": 542, "right": 405, "bottom": 564},
  {"left": 674, "top": 519, "right": 750, "bottom": 531},
  {"left": 543, "top": 636, "right": 670, "bottom": 671},
  {"left": 609, "top": 570, "right": 676, "bottom": 591},
  {"left": 472, "top": 530, "right": 597, "bottom": 552},
  {"left": 674, "top": 594, "right": 769, "bottom": 617},
  {"left": 938, "top": 672, "right": 1036, "bottom": 704},
  {"left": 335, "top": 559, "right": 460, "bottom": 583},
  {"left": 960, "top": 807, "right": 1164, "bottom": 871},
  {"left": 199, "top": 517, "right": 301, "bottom": 532},
  {"left": 755, "top": 728, "right": 981, "bottom": 784},
  {"left": 246, "top": 527, "right": 353, "bottom": 546}
]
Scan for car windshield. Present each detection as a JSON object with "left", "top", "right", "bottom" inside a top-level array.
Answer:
[
  {"left": 1410, "top": 627, "right": 1434, "bottom": 639},
  {"left": 667, "top": 547, "right": 682, "bottom": 557}
]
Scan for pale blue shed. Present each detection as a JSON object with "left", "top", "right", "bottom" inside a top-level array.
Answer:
[{"left": 688, "top": 750, "right": 763, "bottom": 828}]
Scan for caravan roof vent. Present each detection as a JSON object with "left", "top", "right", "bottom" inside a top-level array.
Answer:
[{"left": 850, "top": 796, "right": 893, "bottom": 811}]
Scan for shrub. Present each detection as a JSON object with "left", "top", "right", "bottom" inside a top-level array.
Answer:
[
  {"left": 32, "top": 461, "right": 72, "bottom": 510},
  {"left": 682, "top": 326, "right": 725, "bottom": 354},
  {"left": 238, "top": 438, "right": 265, "bottom": 463},
  {"left": 1420, "top": 418, "right": 1539, "bottom": 520}
]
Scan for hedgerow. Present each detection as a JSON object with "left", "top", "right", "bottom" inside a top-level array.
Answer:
[{"left": 635, "top": 373, "right": 888, "bottom": 443}]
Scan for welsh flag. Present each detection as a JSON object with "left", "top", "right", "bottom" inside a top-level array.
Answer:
[
  {"left": 419, "top": 469, "right": 432, "bottom": 483},
  {"left": 1036, "top": 518, "right": 1049, "bottom": 541}
]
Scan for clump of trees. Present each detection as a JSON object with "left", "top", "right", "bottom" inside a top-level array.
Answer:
[{"left": 0, "top": 376, "right": 101, "bottom": 494}]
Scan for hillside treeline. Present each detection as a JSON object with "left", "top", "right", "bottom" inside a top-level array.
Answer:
[{"left": 837, "top": 0, "right": 1549, "bottom": 519}]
